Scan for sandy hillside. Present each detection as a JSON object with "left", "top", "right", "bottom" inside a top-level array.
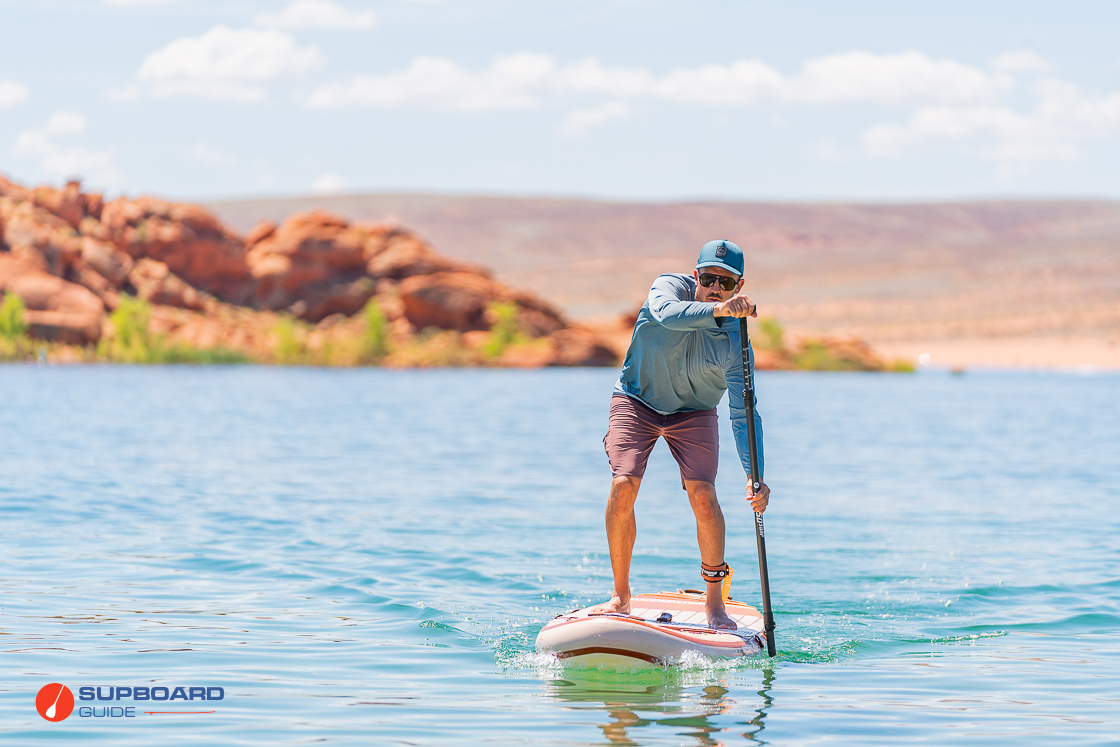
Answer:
[{"left": 207, "top": 195, "right": 1120, "bottom": 368}]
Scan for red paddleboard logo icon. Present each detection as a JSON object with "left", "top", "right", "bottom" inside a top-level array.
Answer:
[{"left": 36, "top": 683, "right": 75, "bottom": 722}]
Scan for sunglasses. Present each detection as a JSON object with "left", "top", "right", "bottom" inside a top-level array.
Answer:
[{"left": 697, "top": 273, "right": 739, "bottom": 292}]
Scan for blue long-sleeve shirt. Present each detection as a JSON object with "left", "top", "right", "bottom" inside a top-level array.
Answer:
[{"left": 614, "top": 273, "right": 765, "bottom": 479}]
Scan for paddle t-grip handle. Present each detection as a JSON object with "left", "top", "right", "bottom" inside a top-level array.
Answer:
[{"left": 740, "top": 317, "right": 777, "bottom": 657}]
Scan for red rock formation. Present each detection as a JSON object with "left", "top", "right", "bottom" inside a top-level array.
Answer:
[
  {"left": 31, "top": 181, "right": 85, "bottom": 229},
  {"left": 506, "top": 291, "right": 567, "bottom": 337},
  {"left": 0, "top": 174, "right": 30, "bottom": 201},
  {"left": 80, "top": 236, "right": 133, "bottom": 287},
  {"left": 397, "top": 269, "right": 570, "bottom": 335},
  {"left": 244, "top": 220, "right": 277, "bottom": 247},
  {"left": 399, "top": 272, "right": 501, "bottom": 331},
  {"left": 0, "top": 254, "right": 104, "bottom": 344},
  {"left": 100, "top": 197, "right": 251, "bottom": 302},
  {"left": 0, "top": 174, "right": 619, "bottom": 366},
  {"left": 547, "top": 326, "right": 619, "bottom": 367},
  {"left": 129, "top": 258, "right": 207, "bottom": 311},
  {"left": 364, "top": 229, "right": 472, "bottom": 280},
  {"left": 146, "top": 302, "right": 280, "bottom": 354},
  {"left": 1, "top": 199, "right": 81, "bottom": 277},
  {"left": 246, "top": 210, "right": 372, "bottom": 320}
]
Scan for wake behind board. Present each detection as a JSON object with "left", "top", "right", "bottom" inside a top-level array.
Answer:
[{"left": 535, "top": 590, "right": 766, "bottom": 666}]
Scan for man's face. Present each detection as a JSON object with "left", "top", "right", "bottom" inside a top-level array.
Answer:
[{"left": 694, "top": 266, "right": 744, "bottom": 303}]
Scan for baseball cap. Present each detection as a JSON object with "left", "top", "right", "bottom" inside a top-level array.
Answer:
[{"left": 696, "top": 239, "right": 744, "bottom": 276}]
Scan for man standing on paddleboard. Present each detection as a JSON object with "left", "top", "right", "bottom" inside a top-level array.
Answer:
[{"left": 590, "top": 239, "right": 770, "bottom": 630}]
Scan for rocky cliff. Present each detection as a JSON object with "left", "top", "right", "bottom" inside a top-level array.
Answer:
[{"left": 0, "top": 174, "right": 616, "bottom": 367}]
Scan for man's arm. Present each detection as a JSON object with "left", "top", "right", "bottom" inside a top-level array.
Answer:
[{"left": 646, "top": 275, "right": 724, "bottom": 330}]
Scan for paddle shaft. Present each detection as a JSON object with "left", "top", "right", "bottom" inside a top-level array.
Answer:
[{"left": 739, "top": 317, "right": 777, "bottom": 657}]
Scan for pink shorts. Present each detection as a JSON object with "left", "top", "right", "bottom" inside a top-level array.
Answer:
[{"left": 604, "top": 394, "right": 719, "bottom": 487}]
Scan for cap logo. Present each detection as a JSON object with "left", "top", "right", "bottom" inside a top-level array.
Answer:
[{"left": 715, "top": 244, "right": 727, "bottom": 258}]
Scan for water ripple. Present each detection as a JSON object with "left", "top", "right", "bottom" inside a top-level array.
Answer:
[{"left": 1, "top": 367, "right": 1118, "bottom": 745}]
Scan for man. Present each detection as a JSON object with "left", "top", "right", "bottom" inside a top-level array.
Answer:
[{"left": 591, "top": 239, "right": 771, "bottom": 630}]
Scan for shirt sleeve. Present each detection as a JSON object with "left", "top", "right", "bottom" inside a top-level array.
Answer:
[
  {"left": 646, "top": 274, "right": 722, "bottom": 330},
  {"left": 726, "top": 334, "right": 765, "bottom": 481}
]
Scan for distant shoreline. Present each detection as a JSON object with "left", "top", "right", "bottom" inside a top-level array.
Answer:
[
  {"left": 206, "top": 192, "right": 1120, "bottom": 370},
  {"left": 872, "top": 336, "right": 1120, "bottom": 372}
]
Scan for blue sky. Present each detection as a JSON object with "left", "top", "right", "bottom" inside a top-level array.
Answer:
[{"left": 2, "top": 0, "right": 1119, "bottom": 201}]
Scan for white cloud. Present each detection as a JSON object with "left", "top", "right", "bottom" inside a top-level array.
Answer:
[
  {"left": 305, "top": 54, "right": 784, "bottom": 109},
  {"left": 307, "top": 53, "right": 556, "bottom": 109},
  {"left": 257, "top": 0, "right": 376, "bottom": 30},
  {"left": 307, "top": 54, "right": 694, "bottom": 110},
  {"left": 646, "top": 52, "right": 1002, "bottom": 108},
  {"left": 0, "top": 81, "right": 29, "bottom": 108},
  {"left": 103, "top": 0, "right": 178, "bottom": 5},
  {"left": 653, "top": 52, "right": 1003, "bottom": 106},
  {"left": 992, "top": 49, "right": 1053, "bottom": 74},
  {"left": 652, "top": 60, "right": 786, "bottom": 106},
  {"left": 556, "top": 58, "right": 654, "bottom": 98},
  {"left": 863, "top": 77, "right": 1120, "bottom": 166},
  {"left": 137, "top": 25, "right": 323, "bottom": 102},
  {"left": 14, "top": 117, "right": 121, "bottom": 184},
  {"left": 301, "top": 48, "right": 1120, "bottom": 173},
  {"left": 192, "top": 141, "right": 238, "bottom": 166},
  {"left": 561, "top": 102, "right": 630, "bottom": 136},
  {"left": 312, "top": 173, "right": 349, "bottom": 193},
  {"left": 790, "top": 51, "right": 1003, "bottom": 105},
  {"left": 47, "top": 111, "right": 87, "bottom": 136},
  {"left": 308, "top": 50, "right": 1007, "bottom": 111}
]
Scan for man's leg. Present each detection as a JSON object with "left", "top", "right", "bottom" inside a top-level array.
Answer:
[
  {"left": 684, "top": 479, "right": 736, "bottom": 630},
  {"left": 596, "top": 394, "right": 660, "bottom": 615},
  {"left": 660, "top": 408, "right": 734, "bottom": 629},
  {"left": 587, "top": 475, "right": 641, "bottom": 614}
]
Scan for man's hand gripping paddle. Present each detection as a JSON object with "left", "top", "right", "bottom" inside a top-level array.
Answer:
[{"left": 740, "top": 317, "right": 777, "bottom": 657}]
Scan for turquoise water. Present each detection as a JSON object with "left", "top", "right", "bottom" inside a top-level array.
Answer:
[{"left": 1, "top": 366, "right": 1118, "bottom": 745}]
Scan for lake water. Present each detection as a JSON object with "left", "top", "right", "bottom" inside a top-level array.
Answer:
[{"left": 1, "top": 365, "right": 1118, "bottom": 745}]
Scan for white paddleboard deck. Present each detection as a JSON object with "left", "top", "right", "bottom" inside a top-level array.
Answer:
[{"left": 536, "top": 590, "right": 766, "bottom": 666}]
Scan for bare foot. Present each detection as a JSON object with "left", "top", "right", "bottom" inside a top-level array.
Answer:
[
  {"left": 586, "top": 595, "right": 630, "bottom": 616},
  {"left": 706, "top": 605, "right": 737, "bottom": 630}
]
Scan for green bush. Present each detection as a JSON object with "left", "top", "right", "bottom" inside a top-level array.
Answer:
[
  {"left": 482, "top": 301, "right": 525, "bottom": 359},
  {"left": 392, "top": 328, "right": 475, "bottom": 367},
  {"left": 152, "top": 344, "right": 248, "bottom": 365},
  {"left": 101, "top": 295, "right": 153, "bottom": 363},
  {"left": 0, "top": 292, "right": 27, "bottom": 339},
  {"left": 888, "top": 359, "right": 917, "bottom": 373},
  {"left": 114, "top": 295, "right": 150, "bottom": 345},
  {"left": 357, "top": 299, "right": 391, "bottom": 363},
  {"left": 273, "top": 317, "right": 306, "bottom": 365},
  {"left": 793, "top": 341, "right": 865, "bottom": 371},
  {"left": 758, "top": 317, "right": 785, "bottom": 351},
  {"left": 100, "top": 294, "right": 248, "bottom": 364},
  {"left": 0, "top": 335, "right": 37, "bottom": 362}
]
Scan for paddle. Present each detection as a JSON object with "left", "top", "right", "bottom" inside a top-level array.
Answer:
[{"left": 740, "top": 317, "right": 777, "bottom": 657}]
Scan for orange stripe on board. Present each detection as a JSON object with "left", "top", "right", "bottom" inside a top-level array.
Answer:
[
  {"left": 555, "top": 647, "right": 662, "bottom": 663},
  {"left": 546, "top": 616, "right": 754, "bottom": 649}
]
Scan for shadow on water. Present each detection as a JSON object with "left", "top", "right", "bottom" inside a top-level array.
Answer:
[{"left": 542, "top": 666, "right": 776, "bottom": 746}]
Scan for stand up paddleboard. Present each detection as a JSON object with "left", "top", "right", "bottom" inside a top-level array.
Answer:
[
  {"left": 535, "top": 589, "right": 767, "bottom": 666},
  {"left": 538, "top": 318, "right": 778, "bottom": 667}
]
